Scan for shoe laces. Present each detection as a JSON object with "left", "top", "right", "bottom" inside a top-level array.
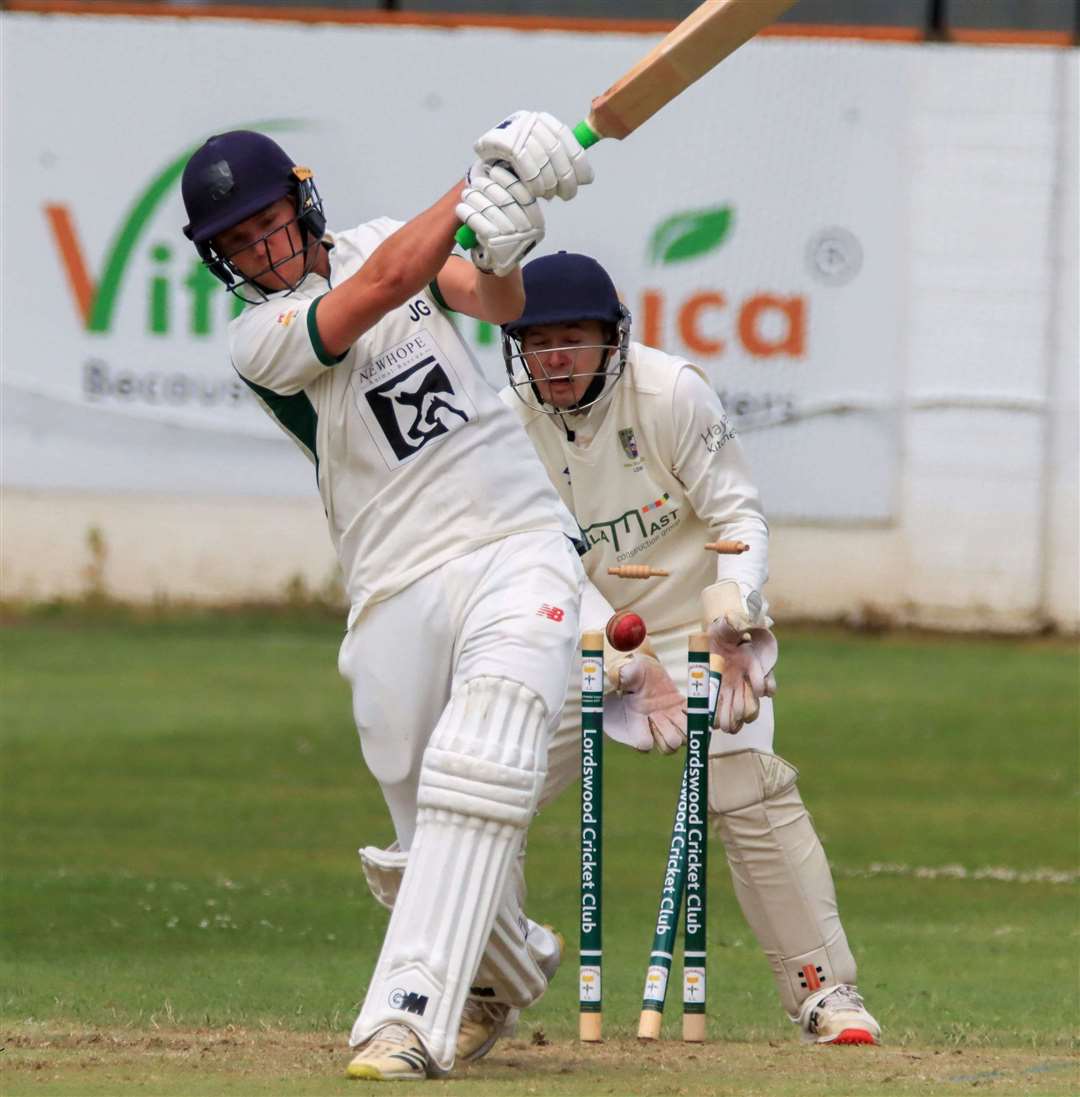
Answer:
[
  {"left": 462, "top": 997, "right": 512, "bottom": 1025},
  {"left": 371, "top": 1023, "right": 420, "bottom": 1049},
  {"left": 820, "top": 984, "right": 865, "bottom": 1010}
]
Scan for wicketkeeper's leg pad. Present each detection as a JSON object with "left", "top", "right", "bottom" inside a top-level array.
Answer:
[
  {"left": 350, "top": 676, "right": 549, "bottom": 1072},
  {"left": 709, "top": 748, "right": 857, "bottom": 1020}
]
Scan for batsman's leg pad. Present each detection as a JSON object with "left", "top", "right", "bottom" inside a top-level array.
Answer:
[
  {"left": 469, "top": 850, "right": 558, "bottom": 1007},
  {"left": 349, "top": 677, "right": 549, "bottom": 1072},
  {"left": 709, "top": 749, "right": 857, "bottom": 1020},
  {"left": 359, "top": 842, "right": 406, "bottom": 911},
  {"left": 360, "top": 843, "right": 556, "bottom": 1008}
]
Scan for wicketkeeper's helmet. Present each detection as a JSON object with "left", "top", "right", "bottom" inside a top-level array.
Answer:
[{"left": 502, "top": 251, "right": 631, "bottom": 413}]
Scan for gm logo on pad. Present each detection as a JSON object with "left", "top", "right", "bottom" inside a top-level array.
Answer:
[{"left": 389, "top": 988, "right": 429, "bottom": 1016}]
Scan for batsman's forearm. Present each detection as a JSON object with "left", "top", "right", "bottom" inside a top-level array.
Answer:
[
  {"left": 314, "top": 183, "right": 462, "bottom": 356},
  {"left": 472, "top": 267, "right": 525, "bottom": 325}
]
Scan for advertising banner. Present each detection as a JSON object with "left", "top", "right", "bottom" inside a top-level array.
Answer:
[{"left": 2, "top": 15, "right": 904, "bottom": 518}]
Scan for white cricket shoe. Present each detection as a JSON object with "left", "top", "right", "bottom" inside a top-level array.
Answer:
[
  {"left": 799, "top": 984, "right": 881, "bottom": 1045},
  {"left": 345, "top": 1023, "right": 429, "bottom": 1080},
  {"left": 456, "top": 924, "right": 563, "bottom": 1063}
]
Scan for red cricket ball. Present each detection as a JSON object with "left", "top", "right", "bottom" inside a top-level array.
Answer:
[{"left": 606, "top": 610, "right": 647, "bottom": 652}]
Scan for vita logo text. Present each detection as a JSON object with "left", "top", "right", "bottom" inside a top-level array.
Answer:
[{"left": 44, "top": 123, "right": 304, "bottom": 338}]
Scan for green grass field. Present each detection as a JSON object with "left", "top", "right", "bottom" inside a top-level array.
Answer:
[{"left": 2, "top": 612, "right": 1077, "bottom": 1096}]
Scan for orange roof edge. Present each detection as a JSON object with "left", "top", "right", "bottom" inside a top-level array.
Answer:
[
  {"left": 3, "top": 1, "right": 1077, "bottom": 48},
  {"left": 946, "top": 27, "right": 1075, "bottom": 47}
]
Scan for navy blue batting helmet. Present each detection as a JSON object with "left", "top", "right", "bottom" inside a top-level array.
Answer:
[
  {"left": 502, "top": 252, "right": 624, "bottom": 335},
  {"left": 181, "top": 130, "right": 326, "bottom": 298}
]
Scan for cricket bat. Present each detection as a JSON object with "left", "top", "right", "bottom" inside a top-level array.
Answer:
[{"left": 456, "top": 0, "right": 798, "bottom": 248}]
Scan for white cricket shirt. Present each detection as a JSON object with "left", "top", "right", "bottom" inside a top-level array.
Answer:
[
  {"left": 228, "top": 218, "right": 579, "bottom": 623},
  {"left": 501, "top": 341, "right": 770, "bottom": 632}
]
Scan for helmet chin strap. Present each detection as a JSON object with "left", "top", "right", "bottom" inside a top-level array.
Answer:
[
  {"left": 551, "top": 345, "right": 617, "bottom": 443},
  {"left": 554, "top": 408, "right": 576, "bottom": 442},
  {"left": 566, "top": 345, "right": 613, "bottom": 413}
]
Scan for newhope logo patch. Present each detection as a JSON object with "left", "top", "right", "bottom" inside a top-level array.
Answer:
[{"left": 353, "top": 329, "right": 474, "bottom": 469}]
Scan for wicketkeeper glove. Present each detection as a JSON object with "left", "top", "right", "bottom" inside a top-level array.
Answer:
[
  {"left": 603, "top": 653, "right": 687, "bottom": 754},
  {"left": 702, "top": 579, "right": 778, "bottom": 734}
]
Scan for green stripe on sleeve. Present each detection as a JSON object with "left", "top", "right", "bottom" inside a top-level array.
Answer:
[
  {"left": 307, "top": 294, "right": 349, "bottom": 366},
  {"left": 428, "top": 276, "right": 455, "bottom": 313}
]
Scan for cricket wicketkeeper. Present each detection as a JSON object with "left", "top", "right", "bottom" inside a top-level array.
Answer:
[{"left": 499, "top": 250, "right": 882, "bottom": 1050}]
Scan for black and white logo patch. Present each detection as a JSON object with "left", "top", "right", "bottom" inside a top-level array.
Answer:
[
  {"left": 353, "top": 330, "right": 475, "bottom": 469},
  {"left": 366, "top": 356, "right": 467, "bottom": 460},
  {"left": 389, "top": 988, "right": 429, "bottom": 1016}
]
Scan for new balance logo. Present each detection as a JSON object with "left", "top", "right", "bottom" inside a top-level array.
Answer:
[
  {"left": 388, "top": 988, "right": 429, "bottom": 1016},
  {"left": 536, "top": 604, "right": 565, "bottom": 622}
]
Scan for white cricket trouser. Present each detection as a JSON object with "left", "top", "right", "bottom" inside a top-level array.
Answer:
[
  {"left": 339, "top": 531, "right": 584, "bottom": 1068},
  {"left": 341, "top": 530, "right": 583, "bottom": 841}
]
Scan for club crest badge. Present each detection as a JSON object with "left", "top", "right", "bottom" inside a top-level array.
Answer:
[{"left": 618, "top": 428, "right": 639, "bottom": 461}]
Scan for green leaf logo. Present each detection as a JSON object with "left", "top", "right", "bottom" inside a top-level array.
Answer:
[{"left": 648, "top": 206, "right": 733, "bottom": 265}]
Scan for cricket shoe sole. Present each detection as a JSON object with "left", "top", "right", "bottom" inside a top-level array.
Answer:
[{"left": 799, "top": 985, "right": 881, "bottom": 1046}]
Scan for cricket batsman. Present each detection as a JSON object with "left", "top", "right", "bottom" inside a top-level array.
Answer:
[
  {"left": 180, "top": 116, "right": 596, "bottom": 1080},
  {"left": 498, "top": 251, "right": 882, "bottom": 1049}
]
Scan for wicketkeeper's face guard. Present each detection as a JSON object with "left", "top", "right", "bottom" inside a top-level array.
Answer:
[{"left": 503, "top": 308, "right": 631, "bottom": 414}]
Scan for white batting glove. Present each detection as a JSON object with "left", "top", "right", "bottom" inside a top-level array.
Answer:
[
  {"left": 456, "top": 162, "right": 545, "bottom": 277},
  {"left": 473, "top": 110, "right": 594, "bottom": 202},
  {"left": 603, "top": 654, "right": 687, "bottom": 754}
]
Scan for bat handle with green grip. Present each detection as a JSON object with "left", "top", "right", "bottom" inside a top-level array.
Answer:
[{"left": 454, "top": 120, "right": 601, "bottom": 250}]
